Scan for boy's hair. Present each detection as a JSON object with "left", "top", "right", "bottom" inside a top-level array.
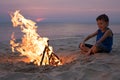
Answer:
[{"left": 96, "top": 14, "right": 109, "bottom": 23}]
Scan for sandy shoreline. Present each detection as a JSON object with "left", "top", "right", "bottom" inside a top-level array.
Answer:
[{"left": 0, "top": 34, "right": 120, "bottom": 80}]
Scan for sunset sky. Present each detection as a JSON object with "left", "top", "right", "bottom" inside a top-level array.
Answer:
[{"left": 0, "top": 0, "right": 120, "bottom": 23}]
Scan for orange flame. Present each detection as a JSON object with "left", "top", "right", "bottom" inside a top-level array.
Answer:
[{"left": 10, "top": 10, "right": 62, "bottom": 66}]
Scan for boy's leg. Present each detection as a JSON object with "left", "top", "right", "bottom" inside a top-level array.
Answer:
[
  {"left": 79, "top": 43, "right": 93, "bottom": 53},
  {"left": 96, "top": 43, "right": 110, "bottom": 53},
  {"left": 91, "top": 46, "right": 99, "bottom": 54},
  {"left": 90, "top": 43, "right": 109, "bottom": 54},
  {"left": 86, "top": 45, "right": 101, "bottom": 55},
  {"left": 80, "top": 45, "right": 90, "bottom": 52}
]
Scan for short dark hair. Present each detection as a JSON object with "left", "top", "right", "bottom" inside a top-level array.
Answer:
[{"left": 96, "top": 14, "right": 109, "bottom": 22}]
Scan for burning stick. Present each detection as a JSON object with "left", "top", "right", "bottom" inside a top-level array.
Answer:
[
  {"left": 40, "top": 46, "right": 48, "bottom": 66},
  {"left": 49, "top": 52, "right": 62, "bottom": 66},
  {"left": 10, "top": 10, "right": 62, "bottom": 66}
]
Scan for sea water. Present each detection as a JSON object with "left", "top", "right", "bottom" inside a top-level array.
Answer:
[{"left": 0, "top": 22, "right": 120, "bottom": 42}]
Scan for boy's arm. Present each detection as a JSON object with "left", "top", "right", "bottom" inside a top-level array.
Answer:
[
  {"left": 96, "top": 29, "right": 112, "bottom": 44},
  {"left": 82, "top": 31, "right": 98, "bottom": 43}
]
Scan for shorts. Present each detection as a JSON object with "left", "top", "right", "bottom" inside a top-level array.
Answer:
[{"left": 85, "top": 43, "right": 110, "bottom": 53}]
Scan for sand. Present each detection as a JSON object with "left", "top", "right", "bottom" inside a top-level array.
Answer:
[{"left": 0, "top": 34, "right": 120, "bottom": 80}]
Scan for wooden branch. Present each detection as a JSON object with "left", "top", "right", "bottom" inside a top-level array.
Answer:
[{"left": 40, "top": 46, "right": 47, "bottom": 66}]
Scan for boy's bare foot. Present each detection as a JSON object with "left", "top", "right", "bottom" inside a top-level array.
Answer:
[
  {"left": 80, "top": 50, "right": 87, "bottom": 54},
  {"left": 85, "top": 49, "right": 93, "bottom": 56},
  {"left": 85, "top": 52, "right": 90, "bottom": 56}
]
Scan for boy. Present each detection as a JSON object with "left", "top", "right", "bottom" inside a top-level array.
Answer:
[{"left": 79, "top": 14, "right": 113, "bottom": 55}]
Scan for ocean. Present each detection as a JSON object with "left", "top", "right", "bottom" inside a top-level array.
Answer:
[{"left": 0, "top": 22, "right": 120, "bottom": 42}]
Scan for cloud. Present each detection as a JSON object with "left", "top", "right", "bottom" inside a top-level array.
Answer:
[
  {"left": 35, "top": 18, "right": 45, "bottom": 22},
  {"left": 0, "top": 0, "right": 120, "bottom": 23}
]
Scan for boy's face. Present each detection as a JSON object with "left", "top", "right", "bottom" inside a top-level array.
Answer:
[{"left": 97, "top": 20, "right": 108, "bottom": 31}]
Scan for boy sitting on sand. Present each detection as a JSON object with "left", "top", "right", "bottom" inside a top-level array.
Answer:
[{"left": 79, "top": 14, "right": 113, "bottom": 55}]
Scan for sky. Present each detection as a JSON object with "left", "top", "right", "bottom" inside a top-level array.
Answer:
[{"left": 0, "top": 0, "right": 120, "bottom": 23}]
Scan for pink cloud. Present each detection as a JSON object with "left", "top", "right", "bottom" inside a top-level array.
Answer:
[{"left": 35, "top": 18, "right": 45, "bottom": 22}]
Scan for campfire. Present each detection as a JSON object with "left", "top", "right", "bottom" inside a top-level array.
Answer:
[{"left": 10, "top": 10, "right": 62, "bottom": 66}]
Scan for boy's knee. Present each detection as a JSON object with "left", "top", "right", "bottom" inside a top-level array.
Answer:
[{"left": 79, "top": 43, "right": 84, "bottom": 48}]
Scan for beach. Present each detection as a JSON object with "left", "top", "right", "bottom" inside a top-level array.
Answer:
[
  {"left": 1, "top": 0, "right": 120, "bottom": 79},
  {"left": 0, "top": 33, "right": 120, "bottom": 80}
]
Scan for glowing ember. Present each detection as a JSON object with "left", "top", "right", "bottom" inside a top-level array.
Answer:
[{"left": 10, "top": 10, "right": 62, "bottom": 66}]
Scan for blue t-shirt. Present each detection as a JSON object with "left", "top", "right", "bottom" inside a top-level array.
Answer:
[{"left": 96, "top": 28, "right": 113, "bottom": 52}]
